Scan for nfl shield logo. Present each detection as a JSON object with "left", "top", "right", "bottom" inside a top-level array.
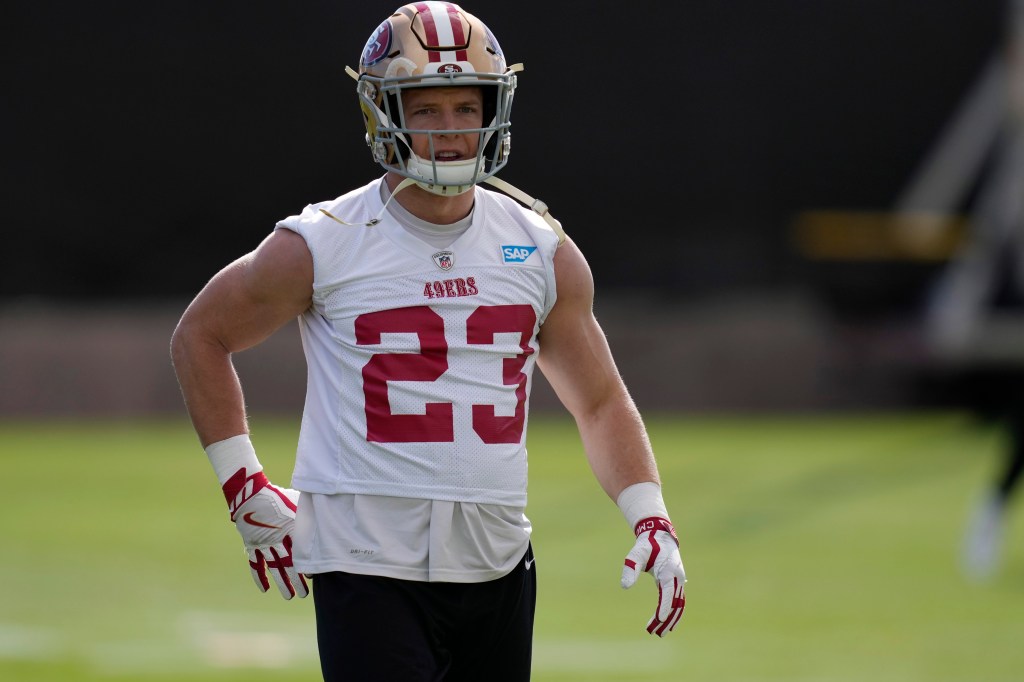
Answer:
[{"left": 432, "top": 251, "right": 455, "bottom": 271}]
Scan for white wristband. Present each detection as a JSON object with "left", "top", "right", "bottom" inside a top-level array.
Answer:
[
  {"left": 204, "top": 434, "right": 262, "bottom": 486},
  {"left": 616, "top": 481, "right": 669, "bottom": 529}
]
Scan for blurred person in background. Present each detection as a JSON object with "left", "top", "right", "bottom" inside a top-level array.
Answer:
[
  {"left": 169, "top": 3, "right": 687, "bottom": 679},
  {"left": 962, "top": 395, "right": 1023, "bottom": 579},
  {"left": 925, "top": 0, "right": 1024, "bottom": 580}
]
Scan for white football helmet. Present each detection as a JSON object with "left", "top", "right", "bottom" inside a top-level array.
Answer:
[{"left": 351, "top": 2, "right": 520, "bottom": 195}]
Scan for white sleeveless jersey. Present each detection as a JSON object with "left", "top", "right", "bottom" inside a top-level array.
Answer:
[{"left": 276, "top": 178, "right": 560, "bottom": 507}]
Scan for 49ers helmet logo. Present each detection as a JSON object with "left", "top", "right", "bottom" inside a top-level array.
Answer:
[
  {"left": 438, "top": 63, "right": 462, "bottom": 73},
  {"left": 361, "top": 20, "right": 393, "bottom": 67}
]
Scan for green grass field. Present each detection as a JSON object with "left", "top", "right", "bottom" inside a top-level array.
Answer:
[{"left": 3, "top": 411, "right": 1022, "bottom": 681}]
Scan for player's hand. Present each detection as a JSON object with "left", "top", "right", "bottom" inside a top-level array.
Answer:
[
  {"left": 221, "top": 467, "right": 309, "bottom": 600},
  {"left": 621, "top": 517, "right": 686, "bottom": 636}
]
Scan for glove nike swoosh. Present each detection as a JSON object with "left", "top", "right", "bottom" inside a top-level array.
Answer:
[{"left": 242, "top": 511, "right": 281, "bottom": 529}]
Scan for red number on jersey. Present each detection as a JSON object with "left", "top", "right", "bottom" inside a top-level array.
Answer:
[
  {"left": 467, "top": 304, "right": 536, "bottom": 443},
  {"left": 355, "top": 304, "right": 536, "bottom": 444}
]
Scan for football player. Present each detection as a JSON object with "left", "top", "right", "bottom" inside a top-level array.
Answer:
[{"left": 170, "top": 3, "right": 686, "bottom": 679}]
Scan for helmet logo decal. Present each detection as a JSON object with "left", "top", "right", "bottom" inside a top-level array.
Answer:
[
  {"left": 432, "top": 250, "right": 456, "bottom": 271},
  {"left": 414, "top": 2, "right": 469, "bottom": 63},
  {"left": 439, "top": 63, "right": 462, "bottom": 73},
  {"left": 361, "top": 20, "right": 393, "bottom": 67}
]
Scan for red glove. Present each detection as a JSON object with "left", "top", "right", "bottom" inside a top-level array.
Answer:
[
  {"left": 621, "top": 516, "right": 686, "bottom": 636},
  {"left": 222, "top": 466, "right": 309, "bottom": 600},
  {"left": 622, "top": 518, "right": 688, "bottom": 634},
  {"left": 206, "top": 435, "right": 308, "bottom": 600}
]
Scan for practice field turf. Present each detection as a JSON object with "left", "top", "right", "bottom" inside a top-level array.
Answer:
[{"left": 2, "top": 412, "right": 1022, "bottom": 681}]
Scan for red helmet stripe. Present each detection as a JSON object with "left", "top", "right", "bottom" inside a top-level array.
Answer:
[{"left": 415, "top": 2, "right": 469, "bottom": 63}]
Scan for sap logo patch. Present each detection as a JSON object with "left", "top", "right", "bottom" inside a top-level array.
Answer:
[{"left": 501, "top": 245, "right": 537, "bottom": 263}]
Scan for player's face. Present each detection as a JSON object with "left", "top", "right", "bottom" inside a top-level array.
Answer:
[{"left": 401, "top": 86, "right": 484, "bottom": 162}]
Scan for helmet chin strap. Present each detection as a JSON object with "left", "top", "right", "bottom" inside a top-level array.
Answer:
[
  {"left": 400, "top": 129, "right": 492, "bottom": 196},
  {"left": 406, "top": 153, "right": 478, "bottom": 196},
  {"left": 320, "top": 175, "right": 566, "bottom": 245}
]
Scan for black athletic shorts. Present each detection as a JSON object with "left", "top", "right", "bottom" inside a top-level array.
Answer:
[{"left": 312, "top": 543, "right": 536, "bottom": 681}]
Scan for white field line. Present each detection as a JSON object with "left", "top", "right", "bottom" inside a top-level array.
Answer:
[
  {"left": 0, "top": 623, "right": 63, "bottom": 660},
  {"left": 1, "top": 617, "right": 676, "bottom": 675},
  {"left": 0, "top": 613, "right": 319, "bottom": 674},
  {"left": 532, "top": 638, "right": 676, "bottom": 673}
]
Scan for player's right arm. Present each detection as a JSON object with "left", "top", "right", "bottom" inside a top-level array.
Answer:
[
  {"left": 170, "top": 227, "right": 314, "bottom": 600},
  {"left": 170, "top": 227, "right": 313, "bottom": 446}
]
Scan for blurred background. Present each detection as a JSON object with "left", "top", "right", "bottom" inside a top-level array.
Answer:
[{"left": 4, "top": 0, "right": 1020, "bottom": 417}]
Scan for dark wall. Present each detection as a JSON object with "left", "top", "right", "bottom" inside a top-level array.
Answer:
[{"left": 5, "top": 0, "right": 1005, "bottom": 301}]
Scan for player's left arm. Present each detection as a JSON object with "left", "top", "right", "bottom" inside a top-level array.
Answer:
[
  {"left": 536, "top": 237, "right": 686, "bottom": 636},
  {"left": 536, "top": 237, "right": 658, "bottom": 500}
]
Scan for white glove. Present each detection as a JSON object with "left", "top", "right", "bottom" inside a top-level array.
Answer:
[
  {"left": 223, "top": 468, "right": 309, "bottom": 599},
  {"left": 207, "top": 435, "right": 309, "bottom": 600},
  {"left": 621, "top": 516, "right": 687, "bottom": 636}
]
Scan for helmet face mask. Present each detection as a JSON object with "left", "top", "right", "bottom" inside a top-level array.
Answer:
[{"left": 354, "top": 2, "right": 517, "bottom": 196}]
